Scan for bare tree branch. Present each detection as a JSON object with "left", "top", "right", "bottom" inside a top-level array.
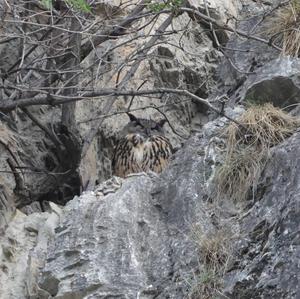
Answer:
[
  {"left": 61, "top": 14, "right": 81, "bottom": 131},
  {"left": 77, "top": 0, "right": 149, "bottom": 60},
  {"left": 81, "top": 13, "right": 174, "bottom": 159},
  {"left": 0, "top": 87, "right": 244, "bottom": 128},
  {"left": 182, "top": 6, "right": 282, "bottom": 51}
]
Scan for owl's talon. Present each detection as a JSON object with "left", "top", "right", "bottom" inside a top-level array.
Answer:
[
  {"left": 95, "top": 176, "right": 123, "bottom": 198},
  {"left": 145, "top": 170, "right": 160, "bottom": 179},
  {"left": 125, "top": 171, "right": 159, "bottom": 180},
  {"left": 125, "top": 172, "right": 148, "bottom": 178}
]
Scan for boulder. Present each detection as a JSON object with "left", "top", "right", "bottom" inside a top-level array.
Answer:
[{"left": 236, "top": 58, "right": 300, "bottom": 108}]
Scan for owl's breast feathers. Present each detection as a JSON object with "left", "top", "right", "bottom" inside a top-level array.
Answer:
[{"left": 112, "top": 133, "right": 173, "bottom": 177}]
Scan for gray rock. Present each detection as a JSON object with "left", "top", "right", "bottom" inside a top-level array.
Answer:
[
  {"left": 1, "top": 109, "right": 299, "bottom": 299},
  {"left": 217, "top": 15, "right": 279, "bottom": 90},
  {"left": 0, "top": 205, "right": 61, "bottom": 299},
  {"left": 216, "top": 1, "right": 286, "bottom": 99},
  {"left": 235, "top": 57, "right": 300, "bottom": 108},
  {"left": 1, "top": 2, "right": 300, "bottom": 299},
  {"left": 223, "top": 130, "right": 300, "bottom": 299},
  {"left": 37, "top": 124, "right": 300, "bottom": 299},
  {"left": 38, "top": 134, "right": 218, "bottom": 298}
]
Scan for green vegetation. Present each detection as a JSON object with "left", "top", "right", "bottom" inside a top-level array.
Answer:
[
  {"left": 66, "top": 0, "right": 91, "bottom": 12},
  {"left": 148, "top": 0, "right": 183, "bottom": 13},
  {"left": 41, "top": 0, "right": 52, "bottom": 9},
  {"left": 41, "top": 0, "right": 91, "bottom": 12},
  {"left": 215, "top": 103, "right": 299, "bottom": 202}
]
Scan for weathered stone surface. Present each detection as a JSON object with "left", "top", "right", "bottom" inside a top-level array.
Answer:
[
  {"left": 223, "top": 130, "right": 300, "bottom": 299},
  {"left": 0, "top": 123, "right": 20, "bottom": 229},
  {"left": 216, "top": 1, "right": 283, "bottom": 96},
  {"left": 0, "top": 203, "right": 62, "bottom": 299},
  {"left": 1, "top": 108, "right": 299, "bottom": 299},
  {"left": 1, "top": 2, "right": 300, "bottom": 299},
  {"left": 35, "top": 115, "right": 300, "bottom": 299},
  {"left": 236, "top": 58, "right": 300, "bottom": 107},
  {"left": 38, "top": 133, "right": 218, "bottom": 298}
]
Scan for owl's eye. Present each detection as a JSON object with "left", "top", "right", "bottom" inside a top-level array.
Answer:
[{"left": 151, "top": 124, "right": 159, "bottom": 130}]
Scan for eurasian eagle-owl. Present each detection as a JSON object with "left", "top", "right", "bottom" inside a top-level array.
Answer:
[{"left": 112, "top": 113, "right": 173, "bottom": 178}]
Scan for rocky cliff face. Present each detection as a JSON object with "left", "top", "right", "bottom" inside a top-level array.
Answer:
[
  {"left": 2, "top": 106, "right": 299, "bottom": 299},
  {"left": 0, "top": 1, "right": 300, "bottom": 298}
]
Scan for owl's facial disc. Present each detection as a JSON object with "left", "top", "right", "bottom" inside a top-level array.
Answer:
[{"left": 121, "top": 114, "right": 167, "bottom": 139}]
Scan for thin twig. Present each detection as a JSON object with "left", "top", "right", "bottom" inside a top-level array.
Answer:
[
  {"left": 6, "top": 157, "right": 24, "bottom": 192},
  {"left": 81, "top": 14, "right": 174, "bottom": 159},
  {"left": 0, "top": 87, "right": 245, "bottom": 129},
  {"left": 182, "top": 6, "right": 282, "bottom": 51}
]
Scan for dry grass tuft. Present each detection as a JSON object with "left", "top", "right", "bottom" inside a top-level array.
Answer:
[
  {"left": 266, "top": 0, "right": 300, "bottom": 57},
  {"left": 215, "top": 148, "right": 266, "bottom": 202},
  {"left": 188, "top": 226, "right": 232, "bottom": 299},
  {"left": 226, "top": 103, "right": 299, "bottom": 152},
  {"left": 215, "top": 103, "right": 299, "bottom": 201}
]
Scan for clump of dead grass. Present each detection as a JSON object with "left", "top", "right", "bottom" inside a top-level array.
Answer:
[
  {"left": 226, "top": 103, "right": 299, "bottom": 152},
  {"left": 188, "top": 226, "right": 232, "bottom": 299},
  {"left": 266, "top": 0, "right": 300, "bottom": 57},
  {"left": 215, "top": 103, "right": 299, "bottom": 202},
  {"left": 216, "top": 148, "right": 266, "bottom": 202}
]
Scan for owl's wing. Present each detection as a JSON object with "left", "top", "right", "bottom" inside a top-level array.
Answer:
[
  {"left": 112, "top": 136, "right": 135, "bottom": 177},
  {"left": 152, "top": 136, "right": 173, "bottom": 156},
  {"left": 144, "top": 135, "right": 173, "bottom": 173},
  {"left": 111, "top": 139, "right": 124, "bottom": 172}
]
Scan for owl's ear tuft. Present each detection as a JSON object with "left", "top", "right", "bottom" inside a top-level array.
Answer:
[
  {"left": 127, "top": 113, "right": 138, "bottom": 122},
  {"left": 158, "top": 119, "right": 167, "bottom": 127}
]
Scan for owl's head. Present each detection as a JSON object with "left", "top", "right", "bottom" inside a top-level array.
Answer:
[{"left": 121, "top": 113, "right": 167, "bottom": 138}]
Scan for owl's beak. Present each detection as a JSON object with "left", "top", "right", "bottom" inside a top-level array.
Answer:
[{"left": 145, "top": 128, "right": 151, "bottom": 137}]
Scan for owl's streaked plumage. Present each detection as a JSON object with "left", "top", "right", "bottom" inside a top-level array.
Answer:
[{"left": 112, "top": 113, "right": 173, "bottom": 178}]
